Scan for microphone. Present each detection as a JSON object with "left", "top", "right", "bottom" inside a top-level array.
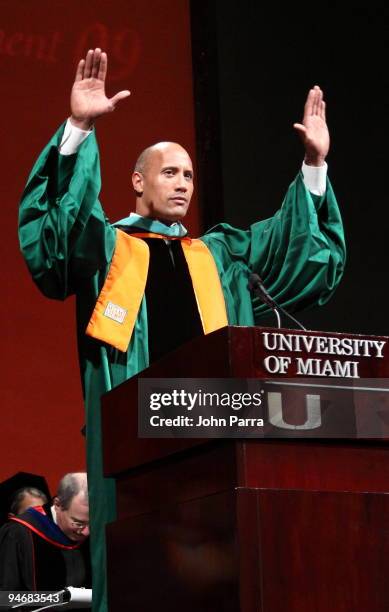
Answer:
[{"left": 248, "top": 273, "right": 307, "bottom": 331}]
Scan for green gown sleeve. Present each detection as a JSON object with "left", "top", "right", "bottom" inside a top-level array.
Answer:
[
  {"left": 18, "top": 124, "right": 116, "bottom": 300},
  {"left": 202, "top": 172, "right": 346, "bottom": 323}
]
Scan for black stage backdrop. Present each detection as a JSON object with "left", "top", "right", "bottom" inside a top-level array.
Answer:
[{"left": 191, "top": 4, "right": 389, "bottom": 336}]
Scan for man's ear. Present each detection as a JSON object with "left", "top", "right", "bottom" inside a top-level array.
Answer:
[
  {"left": 132, "top": 171, "right": 143, "bottom": 196},
  {"left": 53, "top": 497, "right": 60, "bottom": 509}
]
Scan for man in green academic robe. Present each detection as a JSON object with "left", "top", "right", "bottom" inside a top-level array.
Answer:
[{"left": 18, "top": 49, "right": 345, "bottom": 612}]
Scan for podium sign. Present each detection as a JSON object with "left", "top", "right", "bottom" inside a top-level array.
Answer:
[{"left": 101, "top": 327, "right": 389, "bottom": 612}]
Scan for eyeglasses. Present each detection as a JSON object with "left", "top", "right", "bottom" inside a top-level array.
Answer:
[{"left": 70, "top": 518, "right": 89, "bottom": 531}]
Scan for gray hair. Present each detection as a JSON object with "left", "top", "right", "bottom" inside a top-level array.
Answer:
[
  {"left": 56, "top": 472, "right": 88, "bottom": 510},
  {"left": 10, "top": 487, "right": 48, "bottom": 515}
]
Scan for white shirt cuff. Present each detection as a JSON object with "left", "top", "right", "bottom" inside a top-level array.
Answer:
[
  {"left": 59, "top": 118, "right": 92, "bottom": 155},
  {"left": 301, "top": 161, "right": 327, "bottom": 196}
]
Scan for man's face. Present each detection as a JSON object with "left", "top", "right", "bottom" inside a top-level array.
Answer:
[
  {"left": 133, "top": 143, "right": 194, "bottom": 223},
  {"left": 54, "top": 492, "right": 89, "bottom": 543}
]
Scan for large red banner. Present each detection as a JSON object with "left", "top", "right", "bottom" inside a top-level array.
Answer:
[{"left": 1, "top": 0, "right": 197, "bottom": 492}]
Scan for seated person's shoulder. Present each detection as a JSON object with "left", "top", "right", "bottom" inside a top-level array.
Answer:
[{"left": 0, "top": 518, "right": 32, "bottom": 543}]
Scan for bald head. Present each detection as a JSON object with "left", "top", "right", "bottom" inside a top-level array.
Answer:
[
  {"left": 134, "top": 142, "right": 191, "bottom": 175},
  {"left": 132, "top": 141, "right": 194, "bottom": 223}
]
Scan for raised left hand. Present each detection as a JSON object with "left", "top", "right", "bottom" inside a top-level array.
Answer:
[{"left": 293, "top": 85, "right": 329, "bottom": 166}]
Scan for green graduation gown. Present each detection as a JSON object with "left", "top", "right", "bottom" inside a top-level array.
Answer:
[{"left": 18, "top": 124, "right": 345, "bottom": 612}]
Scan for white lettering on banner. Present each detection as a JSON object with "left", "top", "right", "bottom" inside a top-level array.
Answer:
[
  {"left": 296, "top": 358, "right": 359, "bottom": 378},
  {"left": 264, "top": 356, "right": 291, "bottom": 374},
  {"left": 261, "top": 332, "right": 386, "bottom": 379},
  {"left": 262, "top": 332, "right": 386, "bottom": 358}
]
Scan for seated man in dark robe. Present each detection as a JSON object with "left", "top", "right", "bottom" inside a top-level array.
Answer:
[{"left": 0, "top": 472, "right": 91, "bottom": 593}]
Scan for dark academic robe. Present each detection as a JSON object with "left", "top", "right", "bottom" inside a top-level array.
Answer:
[{"left": 0, "top": 504, "right": 91, "bottom": 592}]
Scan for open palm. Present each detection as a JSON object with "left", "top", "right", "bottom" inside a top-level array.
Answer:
[
  {"left": 293, "top": 86, "right": 329, "bottom": 165},
  {"left": 70, "top": 48, "right": 130, "bottom": 128}
]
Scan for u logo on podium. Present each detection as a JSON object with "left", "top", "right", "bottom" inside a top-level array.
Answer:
[{"left": 267, "top": 392, "right": 322, "bottom": 430}]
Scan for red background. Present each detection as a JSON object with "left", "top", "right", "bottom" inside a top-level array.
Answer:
[{"left": 1, "top": 0, "right": 198, "bottom": 494}]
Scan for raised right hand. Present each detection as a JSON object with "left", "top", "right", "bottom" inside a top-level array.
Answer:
[{"left": 70, "top": 48, "right": 131, "bottom": 130}]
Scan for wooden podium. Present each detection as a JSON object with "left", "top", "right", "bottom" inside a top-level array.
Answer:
[{"left": 101, "top": 327, "right": 389, "bottom": 611}]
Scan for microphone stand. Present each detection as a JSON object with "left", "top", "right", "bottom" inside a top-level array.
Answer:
[{"left": 248, "top": 273, "right": 307, "bottom": 331}]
